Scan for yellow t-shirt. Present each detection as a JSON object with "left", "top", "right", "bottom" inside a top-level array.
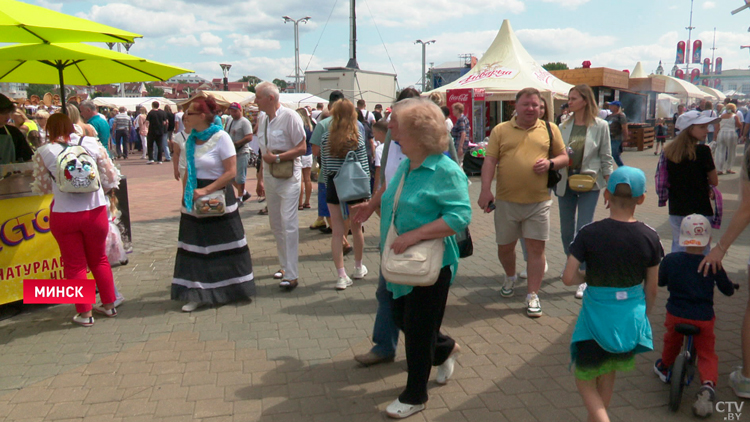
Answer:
[{"left": 485, "top": 117, "right": 566, "bottom": 204}]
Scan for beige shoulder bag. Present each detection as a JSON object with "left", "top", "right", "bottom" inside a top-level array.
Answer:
[
  {"left": 381, "top": 172, "right": 444, "bottom": 286},
  {"left": 265, "top": 118, "right": 294, "bottom": 179}
]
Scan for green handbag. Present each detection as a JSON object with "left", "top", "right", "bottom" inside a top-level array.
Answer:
[{"left": 333, "top": 150, "right": 371, "bottom": 203}]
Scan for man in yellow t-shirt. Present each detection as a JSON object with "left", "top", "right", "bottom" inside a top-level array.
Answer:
[{"left": 477, "top": 87, "right": 568, "bottom": 318}]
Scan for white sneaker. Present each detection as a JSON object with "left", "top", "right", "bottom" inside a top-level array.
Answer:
[
  {"left": 575, "top": 283, "right": 587, "bottom": 299},
  {"left": 385, "top": 399, "right": 425, "bottom": 419},
  {"left": 113, "top": 293, "right": 125, "bottom": 308},
  {"left": 526, "top": 294, "right": 542, "bottom": 318},
  {"left": 519, "top": 260, "right": 548, "bottom": 279},
  {"left": 181, "top": 302, "right": 202, "bottom": 312},
  {"left": 352, "top": 265, "right": 368, "bottom": 279},
  {"left": 436, "top": 344, "right": 461, "bottom": 384},
  {"left": 335, "top": 276, "right": 353, "bottom": 290},
  {"left": 500, "top": 275, "right": 517, "bottom": 297},
  {"left": 147, "top": 160, "right": 154, "bottom": 164}
]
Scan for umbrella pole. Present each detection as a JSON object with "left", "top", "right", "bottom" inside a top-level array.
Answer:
[{"left": 58, "top": 64, "right": 67, "bottom": 114}]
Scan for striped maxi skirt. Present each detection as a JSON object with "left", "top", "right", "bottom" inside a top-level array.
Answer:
[{"left": 171, "top": 179, "right": 255, "bottom": 304}]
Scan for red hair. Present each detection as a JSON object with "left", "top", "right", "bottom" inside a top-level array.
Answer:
[
  {"left": 47, "top": 113, "right": 75, "bottom": 143},
  {"left": 190, "top": 97, "right": 219, "bottom": 124}
]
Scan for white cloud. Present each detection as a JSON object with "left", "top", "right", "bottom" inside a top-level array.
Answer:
[
  {"left": 199, "top": 47, "right": 224, "bottom": 56},
  {"left": 360, "top": 0, "right": 525, "bottom": 28},
  {"left": 516, "top": 28, "right": 617, "bottom": 55},
  {"left": 167, "top": 35, "right": 199, "bottom": 47},
  {"left": 35, "top": 0, "right": 62, "bottom": 12},
  {"left": 703, "top": 1, "right": 716, "bottom": 9},
  {"left": 199, "top": 32, "right": 222, "bottom": 46},
  {"left": 229, "top": 34, "right": 281, "bottom": 56},
  {"left": 81, "top": 4, "right": 197, "bottom": 38},
  {"left": 538, "top": 0, "right": 592, "bottom": 9}
]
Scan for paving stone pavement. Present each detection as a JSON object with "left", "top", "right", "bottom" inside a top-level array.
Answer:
[{"left": 2, "top": 149, "right": 750, "bottom": 421}]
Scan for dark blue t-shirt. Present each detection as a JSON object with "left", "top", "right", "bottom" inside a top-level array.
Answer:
[{"left": 659, "top": 252, "right": 735, "bottom": 321}]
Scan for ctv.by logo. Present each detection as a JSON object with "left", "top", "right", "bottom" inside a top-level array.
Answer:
[{"left": 716, "top": 401, "right": 744, "bottom": 420}]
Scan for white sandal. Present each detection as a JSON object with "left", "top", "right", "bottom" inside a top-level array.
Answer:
[{"left": 385, "top": 399, "right": 425, "bottom": 419}]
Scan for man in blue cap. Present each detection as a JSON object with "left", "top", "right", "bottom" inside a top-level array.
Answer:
[{"left": 606, "top": 101, "right": 629, "bottom": 167}]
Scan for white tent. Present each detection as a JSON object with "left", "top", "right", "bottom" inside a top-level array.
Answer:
[
  {"left": 656, "top": 93, "right": 680, "bottom": 119},
  {"left": 723, "top": 89, "right": 745, "bottom": 98},
  {"left": 92, "top": 96, "right": 176, "bottom": 112},
  {"left": 278, "top": 93, "right": 328, "bottom": 110},
  {"left": 650, "top": 74, "right": 709, "bottom": 103},
  {"left": 631, "top": 62, "right": 648, "bottom": 78},
  {"left": 428, "top": 20, "right": 573, "bottom": 102},
  {"left": 698, "top": 86, "right": 726, "bottom": 102}
]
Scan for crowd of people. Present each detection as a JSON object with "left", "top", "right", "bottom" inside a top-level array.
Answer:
[{"left": 5, "top": 81, "right": 750, "bottom": 421}]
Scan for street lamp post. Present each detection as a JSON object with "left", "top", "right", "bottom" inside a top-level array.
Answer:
[
  {"left": 415, "top": 39, "right": 436, "bottom": 92},
  {"left": 283, "top": 16, "right": 311, "bottom": 93},
  {"left": 220, "top": 64, "right": 232, "bottom": 91},
  {"left": 106, "top": 41, "right": 135, "bottom": 97}
]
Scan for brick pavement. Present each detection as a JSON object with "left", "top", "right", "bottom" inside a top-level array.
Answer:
[{"left": 1, "top": 149, "right": 750, "bottom": 421}]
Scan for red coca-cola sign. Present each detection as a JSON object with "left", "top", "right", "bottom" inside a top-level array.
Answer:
[{"left": 447, "top": 88, "right": 473, "bottom": 143}]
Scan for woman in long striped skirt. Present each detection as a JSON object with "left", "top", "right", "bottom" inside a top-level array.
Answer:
[{"left": 172, "top": 97, "right": 255, "bottom": 312}]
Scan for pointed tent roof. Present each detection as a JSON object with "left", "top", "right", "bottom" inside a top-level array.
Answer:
[
  {"left": 429, "top": 20, "right": 573, "bottom": 100},
  {"left": 698, "top": 86, "right": 726, "bottom": 102},
  {"left": 631, "top": 62, "right": 647, "bottom": 78}
]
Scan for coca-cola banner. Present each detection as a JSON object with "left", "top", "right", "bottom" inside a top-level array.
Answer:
[
  {"left": 675, "top": 69, "right": 685, "bottom": 80},
  {"left": 474, "top": 88, "right": 486, "bottom": 101},
  {"left": 447, "top": 88, "right": 473, "bottom": 142},
  {"left": 690, "top": 68, "right": 700, "bottom": 84},
  {"left": 693, "top": 40, "right": 702, "bottom": 64},
  {"left": 715, "top": 58, "right": 723, "bottom": 75},
  {"left": 703, "top": 58, "right": 711, "bottom": 75},
  {"left": 676, "top": 41, "right": 686, "bottom": 64}
]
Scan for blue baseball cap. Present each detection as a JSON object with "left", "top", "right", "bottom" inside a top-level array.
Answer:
[
  {"left": 607, "top": 166, "right": 646, "bottom": 197},
  {"left": 610, "top": 101, "right": 622, "bottom": 107}
]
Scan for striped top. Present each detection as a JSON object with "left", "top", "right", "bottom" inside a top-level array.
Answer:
[{"left": 320, "top": 130, "right": 370, "bottom": 186}]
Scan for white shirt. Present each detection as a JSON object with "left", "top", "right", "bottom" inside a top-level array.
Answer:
[
  {"left": 445, "top": 118, "right": 454, "bottom": 133},
  {"left": 359, "top": 109, "right": 375, "bottom": 126},
  {"left": 174, "top": 111, "right": 185, "bottom": 133},
  {"left": 701, "top": 109, "right": 717, "bottom": 133},
  {"left": 597, "top": 109, "right": 611, "bottom": 119},
  {"left": 36, "top": 136, "right": 108, "bottom": 213},
  {"left": 374, "top": 143, "right": 384, "bottom": 167},
  {"left": 384, "top": 141, "right": 406, "bottom": 187},
  {"left": 311, "top": 110, "right": 323, "bottom": 123},
  {"left": 257, "top": 105, "right": 305, "bottom": 173},
  {"left": 194, "top": 131, "right": 236, "bottom": 180}
]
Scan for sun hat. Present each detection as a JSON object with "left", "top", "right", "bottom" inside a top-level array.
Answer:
[
  {"left": 607, "top": 166, "right": 646, "bottom": 197},
  {"left": 675, "top": 110, "right": 721, "bottom": 131},
  {"left": 679, "top": 214, "right": 711, "bottom": 247}
]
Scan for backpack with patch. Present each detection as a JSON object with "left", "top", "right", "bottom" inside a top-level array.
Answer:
[{"left": 52, "top": 138, "right": 101, "bottom": 193}]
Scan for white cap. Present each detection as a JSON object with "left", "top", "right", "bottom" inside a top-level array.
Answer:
[
  {"left": 679, "top": 214, "right": 711, "bottom": 247},
  {"left": 675, "top": 110, "right": 721, "bottom": 131}
]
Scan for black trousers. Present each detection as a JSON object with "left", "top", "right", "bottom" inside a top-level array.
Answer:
[
  {"left": 115, "top": 129, "right": 129, "bottom": 158},
  {"left": 391, "top": 265, "right": 455, "bottom": 405},
  {"left": 147, "top": 132, "right": 163, "bottom": 161}
]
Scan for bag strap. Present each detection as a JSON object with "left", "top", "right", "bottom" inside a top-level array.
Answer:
[
  {"left": 545, "top": 121, "right": 554, "bottom": 159},
  {"left": 388, "top": 171, "right": 407, "bottom": 234}
]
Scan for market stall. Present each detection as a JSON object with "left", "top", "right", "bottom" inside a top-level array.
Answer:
[
  {"left": 92, "top": 96, "right": 177, "bottom": 112},
  {"left": 650, "top": 74, "right": 710, "bottom": 105}
]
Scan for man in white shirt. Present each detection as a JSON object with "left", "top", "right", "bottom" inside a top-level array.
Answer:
[
  {"left": 356, "top": 99, "right": 375, "bottom": 127},
  {"left": 256, "top": 82, "right": 306, "bottom": 290},
  {"left": 311, "top": 103, "right": 324, "bottom": 123}
]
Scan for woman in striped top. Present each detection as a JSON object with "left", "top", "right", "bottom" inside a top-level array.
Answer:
[{"left": 320, "top": 99, "right": 371, "bottom": 290}]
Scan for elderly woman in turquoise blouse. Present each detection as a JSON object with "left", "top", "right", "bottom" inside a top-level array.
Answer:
[{"left": 353, "top": 98, "right": 472, "bottom": 419}]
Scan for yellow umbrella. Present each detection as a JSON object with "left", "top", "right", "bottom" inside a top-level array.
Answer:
[
  {"left": 0, "top": 43, "right": 192, "bottom": 110},
  {"left": 0, "top": 0, "right": 140, "bottom": 43}
]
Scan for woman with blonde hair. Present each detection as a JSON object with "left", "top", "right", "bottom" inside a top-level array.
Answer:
[
  {"left": 714, "top": 102, "right": 742, "bottom": 174},
  {"left": 656, "top": 110, "right": 719, "bottom": 252},
  {"left": 296, "top": 108, "right": 314, "bottom": 209},
  {"left": 32, "top": 109, "right": 50, "bottom": 147},
  {"left": 352, "top": 98, "right": 471, "bottom": 418},
  {"left": 319, "top": 99, "right": 370, "bottom": 290},
  {"left": 555, "top": 84, "right": 614, "bottom": 299},
  {"left": 66, "top": 103, "right": 96, "bottom": 137}
]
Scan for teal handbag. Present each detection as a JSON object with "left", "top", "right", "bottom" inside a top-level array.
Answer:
[{"left": 333, "top": 150, "right": 371, "bottom": 203}]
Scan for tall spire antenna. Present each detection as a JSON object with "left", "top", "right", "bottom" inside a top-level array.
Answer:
[
  {"left": 710, "top": 27, "right": 717, "bottom": 74},
  {"left": 684, "top": 0, "right": 695, "bottom": 77},
  {"left": 345, "top": 0, "right": 359, "bottom": 69}
]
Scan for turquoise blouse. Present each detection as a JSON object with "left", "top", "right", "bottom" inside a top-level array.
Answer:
[{"left": 380, "top": 153, "right": 472, "bottom": 298}]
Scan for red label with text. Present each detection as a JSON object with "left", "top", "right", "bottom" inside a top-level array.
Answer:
[{"left": 23, "top": 279, "right": 96, "bottom": 304}]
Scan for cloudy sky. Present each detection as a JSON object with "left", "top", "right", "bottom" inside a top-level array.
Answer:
[{"left": 32, "top": 0, "right": 750, "bottom": 90}]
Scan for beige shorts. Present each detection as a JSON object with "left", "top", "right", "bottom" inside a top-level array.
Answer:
[{"left": 494, "top": 199, "right": 552, "bottom": 245}]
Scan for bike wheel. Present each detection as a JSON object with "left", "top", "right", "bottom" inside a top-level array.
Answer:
[{"left": 669, "top": 354, "right": 687, "bottom": 412}]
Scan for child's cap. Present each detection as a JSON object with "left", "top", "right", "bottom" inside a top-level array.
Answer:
[
  {"left": 679, "top": 214, "right": 711, "bottom": 247},
  {"left": 607, "top": 166, "right": 646, "bottom": 197}
]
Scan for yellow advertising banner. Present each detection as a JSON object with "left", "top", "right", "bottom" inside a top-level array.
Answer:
[{"left": 0, "top": 194, "right": 65, "bottom": 305}]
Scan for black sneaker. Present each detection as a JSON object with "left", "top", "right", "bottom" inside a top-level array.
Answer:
[{"left": 242, "top": 192, "right": 252, "bottom": 202}]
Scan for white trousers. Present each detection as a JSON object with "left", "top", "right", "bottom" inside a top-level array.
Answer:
[
  {"left": 140, "top": 134, "right": 148, "bottom": 157},
  {"left": 265, "top": 168, "right": 301, "bottom": 280},
  {"left": 714, "top": 130, "right": 738, "bottom": 173}
]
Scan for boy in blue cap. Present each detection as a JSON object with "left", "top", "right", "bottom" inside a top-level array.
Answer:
[{"left": 563, "top": 166, "right": 663, "bottom": 422}]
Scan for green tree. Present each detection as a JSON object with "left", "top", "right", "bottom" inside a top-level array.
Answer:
[
  {"left": 272, "top": 78, "right": 288, "bottom": 90},
  {"left": 238, "top": 75, "right": 261, "bottom": 84},
  {"left": 247, "top": 85, "right": 256, "bottom": 93},
  {"left": 91, "top": 91, "right": 113, "bottom": 99},
  {"left": 144, "top": 83, "right": 164, "bottom": 96},
  {"left": 26, "top": 83, "right": 56, "bottom": 98},
  {"left": 542, "top": 62, "right": 569, "bottom": 71}
]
